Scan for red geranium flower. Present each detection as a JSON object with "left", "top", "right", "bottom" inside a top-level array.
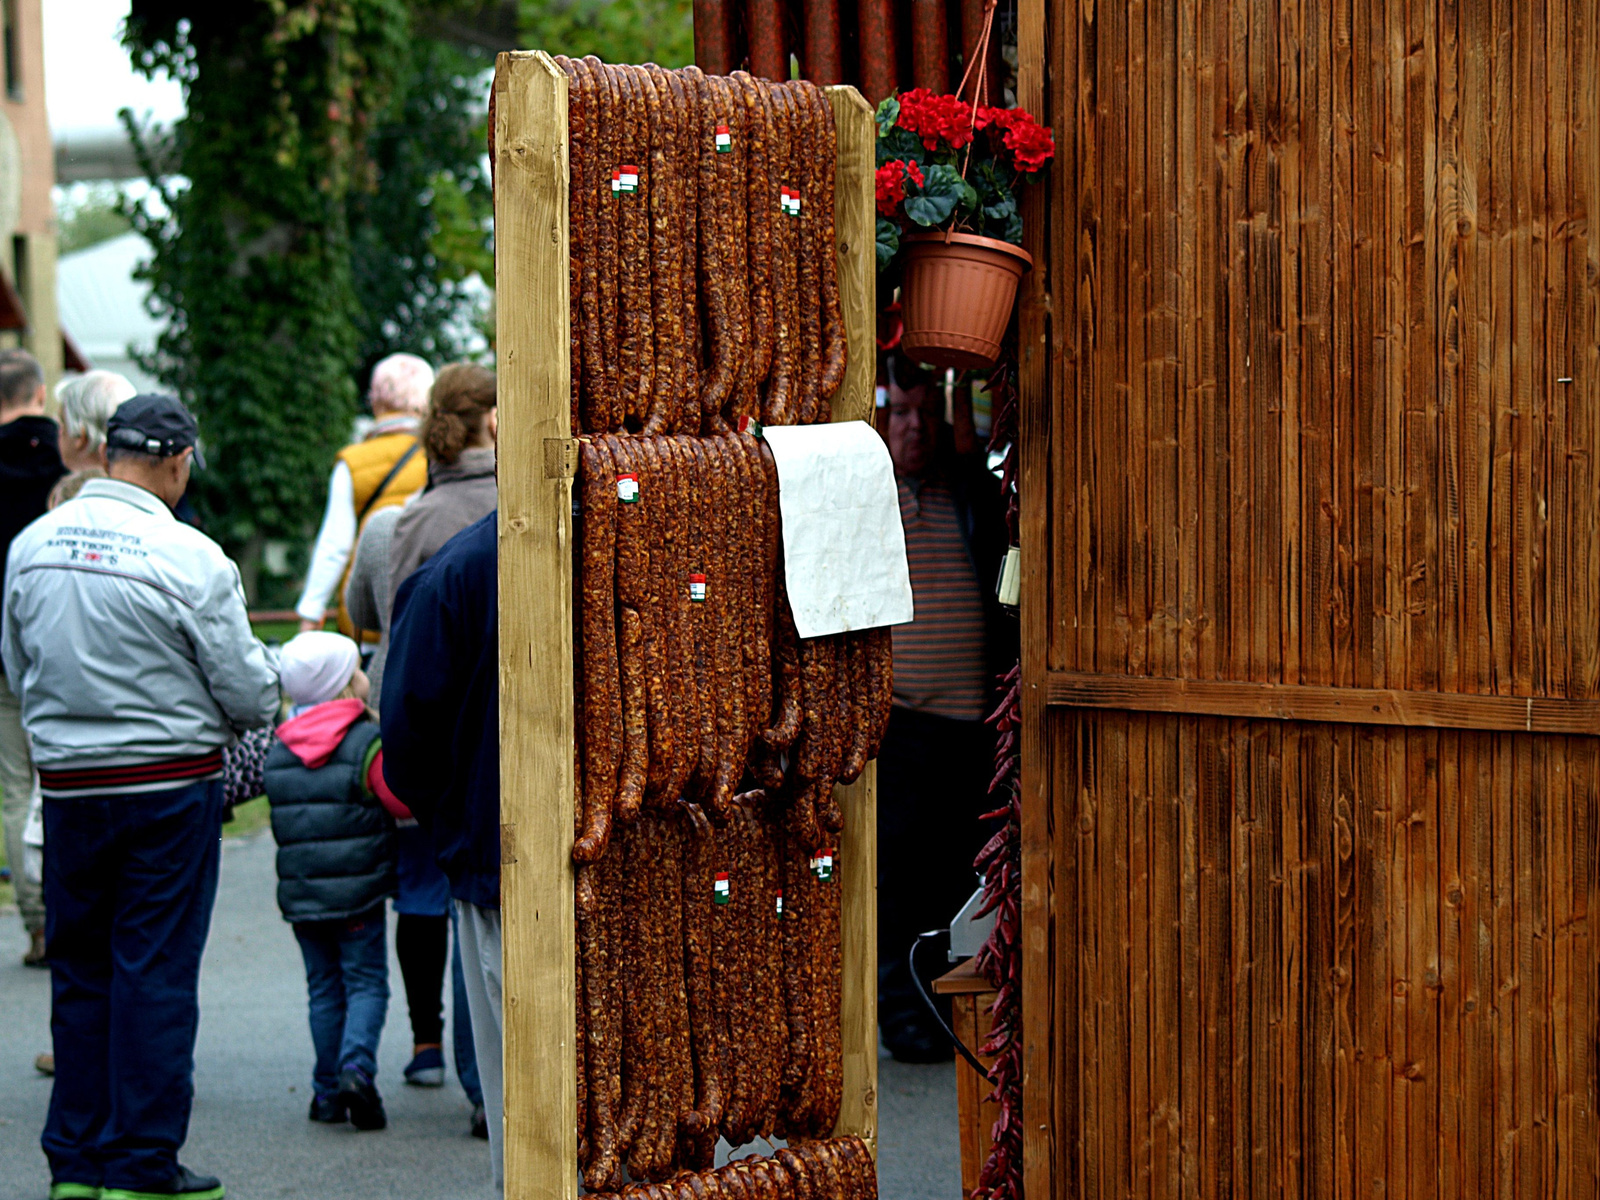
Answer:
[
  {"left": 875, "top": 158, "right": 926, "bottom": 216},
  {"left": 896, "top": 87, "right": 977, "bottom": 151},
  {"left": 1001, "top": 112, "right": 1055, "bottom": 173}
]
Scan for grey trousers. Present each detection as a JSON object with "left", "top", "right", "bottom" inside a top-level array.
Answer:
[
  {"left": 0, "top": 673, "right": 42, "bottom": 932},
  {"left": 455, "top": 900, "right": 503, "bottom": 1191}
]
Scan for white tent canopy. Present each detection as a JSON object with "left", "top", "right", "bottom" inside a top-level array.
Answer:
[{"left": 55, "top": 231, "right": 165, "bottom": 393}]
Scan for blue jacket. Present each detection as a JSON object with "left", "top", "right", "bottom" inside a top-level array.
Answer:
[{"left": 380, "top": 510, "right": 499, "bottom": 909}]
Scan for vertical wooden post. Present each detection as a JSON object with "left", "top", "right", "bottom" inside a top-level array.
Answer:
[
  {"left": 825, "top": 83, "right": 880, "bottom": 1155},
  {"left": 494, "top": 50, "right": 576, "bottom": 1200},
  {"left": 1013, "top": 0, "right": 1057, "bottom": 1193}
]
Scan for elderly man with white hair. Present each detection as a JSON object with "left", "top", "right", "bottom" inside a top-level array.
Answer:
[
  {"left": 56, "top": 369, "right": 138, "bottom": 472},
  {"left": 296, "top": 353, "right": 434, "bottom": 635}
]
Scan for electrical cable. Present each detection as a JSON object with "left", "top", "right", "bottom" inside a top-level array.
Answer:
[{"left": 909, "top": 929, "right": 992, "bottom": 1077}]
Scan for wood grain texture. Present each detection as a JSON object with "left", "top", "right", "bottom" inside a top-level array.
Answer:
[
  {"left": 1017, "top": 1, "right": 1600, "bottom": 1196},
  {"left": 824, "top": 86, "right": 875, "bottom": 427},
  {"left": 494, "top": 50, "right": 577, "bottom": 1200},
  {"left": 1045, "top": 671, "right": 1600, "bottom": 735},
  {"left": 825, "top": 81, "right": 880, "bottom": 1158}
]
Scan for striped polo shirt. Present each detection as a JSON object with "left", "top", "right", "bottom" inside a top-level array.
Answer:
[{"left": 891, "top": 476, "right": 989, "bottom": 720}]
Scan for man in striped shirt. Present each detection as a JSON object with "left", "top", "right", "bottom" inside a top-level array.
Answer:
[{"left": 878, "top": 358, "right": 1014, "bottom": 1063}]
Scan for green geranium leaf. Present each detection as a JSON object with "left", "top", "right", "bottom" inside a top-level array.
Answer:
[
  {"left": 904, "top": 192, "right": 959, "bottom": 226},
  {"left": 1003, "top": 209, "right": 1024, "bottom": 244},
  {"left": 876, "top": 126, "right": 926, "bottom": 168},
  {"left": 875, "top": 96, "right": 901, "bottom": 138},
  {"left": 876, "top": 216, "right": 901, "bottom": 270},
  {"left": 983, "top": 194, "right": 1016, "bottom": 222},
  {"left": 904, "top": 162, "right": 968, "bottom": 228}
]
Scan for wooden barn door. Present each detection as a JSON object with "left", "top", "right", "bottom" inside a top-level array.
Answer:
[{"left": 1015, "top": 2, "right": 1600, "bottom": 1197}]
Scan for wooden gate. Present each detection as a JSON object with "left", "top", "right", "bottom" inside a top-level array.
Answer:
[{"left": 1015, "top": 1, "right": 1600, "bottom": 1196}]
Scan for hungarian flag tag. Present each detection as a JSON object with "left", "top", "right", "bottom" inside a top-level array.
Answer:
[
  {"left": 616, "top": 472, "right": 640, "bottom": 503},
  {"left": 616, "top": 166, "right": 639, "bottom": 195},
  {"left": 775, "top": 890, "right": 784, "bottom": 917},
  {"left": 780, "top": 187, "right": 801, "bottom": 217},
  {"left": 808, "top": 849, "right": 836, "bottom": 882},
  {"left": 689, "top": 573, "right": 707, "bottom": 602},
  {"left": 715, "top": 124, "right": 732, "bottom": 152},
  {"left": 714, "top": 872, "right": 731, "bottom": 904}
]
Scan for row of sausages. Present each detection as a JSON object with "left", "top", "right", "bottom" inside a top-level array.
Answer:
[
  {"left": 554, "top": 57, "right": 847, "bottom": 436},
  {"left": 576, "top": 799, "right": 850, "bottom": 1188},
  {"left": 584, "top": 1137, "right": 877, "bottom": 1200},
  {"left": 574, "top": 433, "right": 893, "bottom": 865}
]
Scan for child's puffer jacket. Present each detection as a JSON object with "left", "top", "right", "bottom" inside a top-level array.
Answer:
[{"left": 265, "top": 699, "right": 397, "bottom": 922}]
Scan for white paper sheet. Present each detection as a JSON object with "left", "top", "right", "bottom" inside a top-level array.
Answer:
[{"left": 762, "top": 421, "right": 914, "bottom": 638}]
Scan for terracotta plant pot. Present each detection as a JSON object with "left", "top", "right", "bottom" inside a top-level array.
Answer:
[{"left": 899, "top": 231, "right": 1033, "bottom": 371}]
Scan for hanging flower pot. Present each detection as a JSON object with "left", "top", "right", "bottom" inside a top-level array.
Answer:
[
  {"left": 874, "top": 76, "right": 1054, "bottom": 371},
  {"left": 900, "top": 231, "right": 1033, "bottom": 370}
]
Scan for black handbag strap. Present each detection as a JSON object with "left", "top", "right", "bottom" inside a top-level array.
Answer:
[{"left": 356, "top": 439, "right": 422, "bottom": 525}]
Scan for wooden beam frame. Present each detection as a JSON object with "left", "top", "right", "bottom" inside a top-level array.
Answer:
[
  {"left": 495, "top": 50, "right": 576, "bottom": 1200},
  {"left": 1046, "top": 670, "right": 1600, "bottom": 735},
  {"left": 825, "top": 83, "right": 880, "bottom": 1153},
  {"left": 494, "top": 62, "right": 879, "bottom": 1196}
]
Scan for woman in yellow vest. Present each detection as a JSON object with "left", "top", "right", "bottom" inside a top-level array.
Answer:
[{"left": 296, "top": 354, "right": 434, "bottom": 635}]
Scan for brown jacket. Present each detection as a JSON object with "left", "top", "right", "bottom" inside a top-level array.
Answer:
[{"left": 387, "top": 448, "right": 497, "bottom": 614}]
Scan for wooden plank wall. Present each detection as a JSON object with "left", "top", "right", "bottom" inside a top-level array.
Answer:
[{"left": 1015, "top": 0, "right": 1600, "bottom": 1196}]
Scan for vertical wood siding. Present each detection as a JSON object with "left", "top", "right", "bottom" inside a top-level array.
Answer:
[{"left": 1021, "top": 0, "right": 1600, "bottom": 1195}]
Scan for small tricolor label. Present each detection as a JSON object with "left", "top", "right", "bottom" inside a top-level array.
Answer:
[
  {"left": 808, "top": 849, "right": 836, "bottom": 882},
  {"left": 616, "top": 472, "right": 639, "bottom": 502},
  {"left": 737, "top": 414, "right": 763, "bottom": 438},
  {"left": 613, "top": 166, "right": 640, "bottom": 195},
  {"left": 715, "top": 124, "right": 732, "bottom": 152},
  {"left": 689, "top": 573, "right": 707, "bottom": 603},
  {"left": 714, "top": 872, "right": 731, "bottom": 904},
  {"left": 780, "top": 187, "right": 801, "bottom": 217},
  {"left": 775, "top": 890, "right": 784, "bottom": 917}
]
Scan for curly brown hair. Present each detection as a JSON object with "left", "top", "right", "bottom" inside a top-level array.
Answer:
[{"left": 421, "top": 363, "right": 497, "bottom": 464}]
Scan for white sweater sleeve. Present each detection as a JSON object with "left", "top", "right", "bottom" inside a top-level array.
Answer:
[{"left": 294, "top": 461, "right": 356, "bottom": 622}]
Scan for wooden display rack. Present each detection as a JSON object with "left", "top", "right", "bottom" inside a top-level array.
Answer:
[{"left": 491, "top": 50, "right": 880, "bottom": 1200}]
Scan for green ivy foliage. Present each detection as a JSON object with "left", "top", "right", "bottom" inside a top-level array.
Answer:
[
  {"left": 350, "top": 34, "right": 495, "bottom": 371},
  {"left": 122, "top": 1, "right": 408, "bottom": 596},
  {"left": 517, "top": 0, "right": 694, "bottom": 67},
  {"left": 121, "top": 1, "right": 493, "bottom": 602}
]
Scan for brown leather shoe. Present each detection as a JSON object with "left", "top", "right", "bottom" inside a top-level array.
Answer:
[
  {"left": 23, "top": 929, "right": 46, "bottom": 968},
  {"left": 34, "top": 1052, "right": 53, "bottom": 1075}
]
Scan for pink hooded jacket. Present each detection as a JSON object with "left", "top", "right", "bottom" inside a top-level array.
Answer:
[{"left": 275, "top": 697, "right": 410, "bottom": 820}]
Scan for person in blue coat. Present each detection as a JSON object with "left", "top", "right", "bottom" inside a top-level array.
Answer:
[{"left": 380, "top": 510, "right": 502, "bottom": 1187}]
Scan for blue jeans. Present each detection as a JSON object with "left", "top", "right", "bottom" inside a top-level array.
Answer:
[
  {"left": 450, "top": 906, "right": 483, "bottom": 1106},
  {"left": 293, "top": 904, "right": 390, "bottom": 1098},
  {"left": 41, "top": 779, "right": 224, "bottom": 1191}
]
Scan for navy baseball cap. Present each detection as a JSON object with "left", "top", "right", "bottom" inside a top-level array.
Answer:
[{"left": 106, "top": 394, "right": 206, "bottom": 468}]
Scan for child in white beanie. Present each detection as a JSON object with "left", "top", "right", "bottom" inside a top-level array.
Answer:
[{"left": 266, "top": 632, "right": 406, "bottom": 1131}]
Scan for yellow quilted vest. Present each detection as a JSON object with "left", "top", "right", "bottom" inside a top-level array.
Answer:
[{"left": 333, "top": 430, "right": 428, "bottom": 637}]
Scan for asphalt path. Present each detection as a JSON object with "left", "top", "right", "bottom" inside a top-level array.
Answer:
[{"left": 0, "top": 830, "right": 959, "bottom": 1200}]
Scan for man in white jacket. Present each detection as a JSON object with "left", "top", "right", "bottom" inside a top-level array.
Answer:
[{"left": 3, "top": 395, "right": 278, "bottom": 1200}]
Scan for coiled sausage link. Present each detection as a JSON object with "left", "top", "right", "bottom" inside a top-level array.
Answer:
[
  {"left": 593, "top": 61, "right": 622, "bottom": 430},
  {"left": 574, "top": 439, "right": 622, "bottom": 862},
  {"left": 812, "top": 87, "right": 847, "bottom": 408}
]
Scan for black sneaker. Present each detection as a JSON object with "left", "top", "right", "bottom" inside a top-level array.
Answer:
[
  {"left": 101, "top": 1166, "right": 225, "bottom": 1199},
  {"left": 308, "top": 1093, "right": 346, "bottom": 1123},
  {"left": 470, "top": 1103, "right": 489, "bottom": 1140},
  {"left": 337, "top": 1066, "right": 387, "bottom": 1131}
]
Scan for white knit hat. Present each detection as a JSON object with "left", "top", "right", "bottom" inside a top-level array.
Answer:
[{"left": 278, "top": 632, "right": 361, "bottom": 708}]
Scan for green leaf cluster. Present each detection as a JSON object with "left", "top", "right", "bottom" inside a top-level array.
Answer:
[
  {"left": 517, "top": 0, "right": 695, "bottom": 68},
  {"left": 873, "top": 95, "right": 1021, "bottom": 247},
  {"left": 120, "top": 1, "right": 491, "bottom": 603}
]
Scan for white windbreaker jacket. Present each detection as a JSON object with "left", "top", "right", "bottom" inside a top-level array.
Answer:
[{"left": 3, "top": 478, "right": 279, "bottom": 769}]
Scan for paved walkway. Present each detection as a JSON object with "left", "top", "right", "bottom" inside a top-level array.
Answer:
[{"left": 0, "top": 830, "right": 960, "bottom": 1199}]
